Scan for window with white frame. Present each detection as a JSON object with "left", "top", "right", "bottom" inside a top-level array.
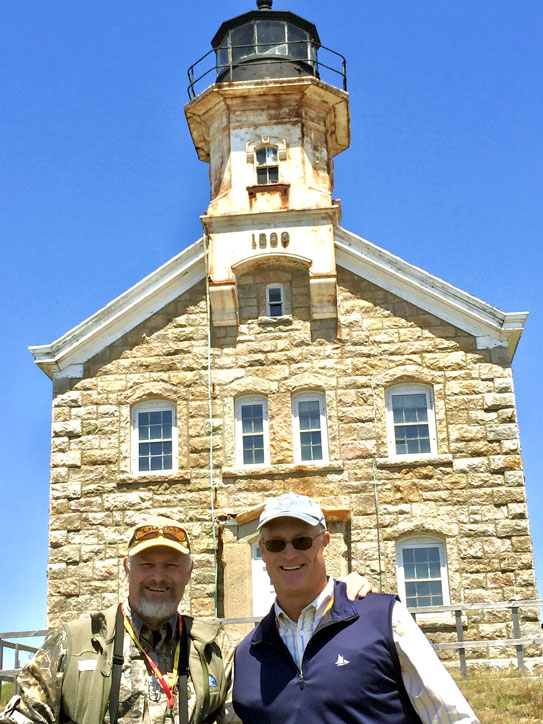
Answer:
[
  {"left": 266, "top": 284, "right": 284, "bottom": 316},
  {"left": 235, "top": 395, "right": 270, "bottom": 467},
  {"left": 131, "top": 401, "right": 177, "bottom": 474},
  {"left": 385, "top": 383, "right": 437, "bottom": 457},
  {"left": 255, "top": 145, "right": 279, "bottom": 184},
  {"left": 396, "top": 537, "right": 450, "bottom": 609},
  {"left": 292, "top": 392, "right": 329, "bottom": 464}
]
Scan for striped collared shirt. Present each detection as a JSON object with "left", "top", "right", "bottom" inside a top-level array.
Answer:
[
  {"left": 275, "top": 576, "right": 335, "bottom": 669},
  {"left": 274, "top": 579, "right": 479, "bottom": 724}
]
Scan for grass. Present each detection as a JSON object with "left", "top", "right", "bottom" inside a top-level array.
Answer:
[
  {"left": 457, "top": 675, "right": 543, "bottom": 723},
  {"left": 2, "top": 674, "right": 543, "bottom": 721},
  {"left": 0, "top": 681, "right": 13, "bottom": 707}
]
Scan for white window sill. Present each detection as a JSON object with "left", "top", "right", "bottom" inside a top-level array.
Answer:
[
  {"left": 376, "top": 454, "right": 453, "bottom": 469},
  {"left": 222, "top": 460, "right": 344, "bottom": 479}
]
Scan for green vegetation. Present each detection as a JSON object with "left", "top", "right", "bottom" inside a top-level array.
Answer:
[
  {"left": 457, "top": 675, "right": 543, "bottom": 723},
  {"left": 2, "top": 674, "right": 543, "bottom": 720},
  {"left": 0, "top": 681, "right": 14, "bottom": 706}
]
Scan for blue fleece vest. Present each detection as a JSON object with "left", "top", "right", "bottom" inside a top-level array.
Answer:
[{"left": 233, "top": 585, "right": 422, "bottom": 724}]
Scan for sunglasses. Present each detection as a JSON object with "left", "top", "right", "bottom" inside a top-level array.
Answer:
[
  {"left": 129, "top": 525, "right": 189, "bottom": 549},
  {"left": 262, "top": 531, "right": 325, "bottom": 553}
]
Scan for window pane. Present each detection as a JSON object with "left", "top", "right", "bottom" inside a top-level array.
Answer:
[
  {"left": 300, "top": 431, "right": 322, "bottom": 461},
  {"left": 287, "top": 24, "right": 308, "bottom": 59},
  {"left": 268, "top": 287, "right": 282, "bottom": 303},
  {"left": 149, "top": 424, "right": 162, "bottom": 440},
  {"left": 232, "top": 23, "right": 254, "bottom": 62},
  {"left": 265, "top": 146, "right": 278, "bottom": 163},
  {"left": 256, "top": 147, "right": 267, "bottom": 165},
  {"left": 216, "top": 40, "right": 228, "bottom": 69},
  {"left": 298, "top": 400, "right": 320, "bottom": 430},
  {"left": 268, "top": 166, "right": 279, "bottom": 183},
  {"left": 241, "top": 404, "right": 263, "bottom": 434},
  {"left": 243, "top": 434, "right": 264, "bottom": 465},
  {"left": 257, "top": 20, "right": 286, "bottom": 55},
  {"left": 256, "top": 167, "right": 268, "bottom": 184},
  {"left": 392, "top": 394, "right": 428, "bottom": 424},
  {"left": 395, "top": 423, "right": 430, "bottom": 455}
]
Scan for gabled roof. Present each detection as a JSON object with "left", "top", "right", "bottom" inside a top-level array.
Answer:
[
  {"left": 29, "top": 240, "right": 206, "bottom": 379},
  {"left": 29, "top": 226, "right": 527, "bottom": 379},
  {"left": 334, "top": 226, "right": 527, "bottom": 361}
]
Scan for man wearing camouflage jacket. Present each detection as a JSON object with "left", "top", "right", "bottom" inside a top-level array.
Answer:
[{"left": 1, "top": 516, "right": 236, "bottom": 724}]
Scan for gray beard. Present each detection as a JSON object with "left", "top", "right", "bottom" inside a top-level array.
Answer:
[{"left": 135, "top": 599, "right": 178, "bottom": 624}]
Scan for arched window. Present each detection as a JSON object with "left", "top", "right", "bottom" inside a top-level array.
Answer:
[
  {"left": 235, "top": 395, "right": 270, "bottom": 467},
  {"left": 385, "top": 383, "right": 437, "bottom": 458},
  {"left": 292, "top": 391, "right": 328, "bottom": 464},
  {"left": 396, "top": 536, "right": 450, "bottom": 609},
  {"left": 131, "top": 400, "right": 177, "bottom": 474}
]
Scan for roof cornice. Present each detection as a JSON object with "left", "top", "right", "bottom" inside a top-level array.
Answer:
[
  {"left": 29, "top": 239, "right": 206, "bottom": 379},
  {"left": 335, "top": 226, "right": 527, "bottom": 361}
]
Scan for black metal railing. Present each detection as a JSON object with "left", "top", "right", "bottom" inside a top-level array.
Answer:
[{"left": 187, "top": 41, "right": 347, "bottom": 99}]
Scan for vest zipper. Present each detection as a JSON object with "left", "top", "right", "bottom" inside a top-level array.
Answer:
[{"left": 298, "top": 669, "right": 304, "bottom": 689}]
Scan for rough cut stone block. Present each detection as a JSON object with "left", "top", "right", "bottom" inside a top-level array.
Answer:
[
  {"left": 453, "top": 458, "right": 490, "bottom": 473},
  {"left": 489, "top": 455, "right": 522, "bottom": 472},
  {"left": 51, "top": 451, "right": 81, "bottom": 468},
  {"left": 496, "top": 520, "right": 530, "bottom": 538},
  {"left": 483, "top": 393, "right": 515, "bottom": 411},
  {"left": 52, "top": 420, "right": 82, "bottom": 438},
  {"left": 486, "top": 424, "right": 518, "bottom": 441}
]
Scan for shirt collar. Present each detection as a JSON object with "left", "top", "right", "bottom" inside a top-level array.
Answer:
[
  {"left": 124, "top": 599, "right": 179, "bottom": 649},
  {"left": 274, "top": 576, "right": 335, "bottom": 624}
]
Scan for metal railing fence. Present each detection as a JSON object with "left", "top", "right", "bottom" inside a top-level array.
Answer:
[
  {"left": 187, "top": 41, "right": 347, "bottom": 99},
  {"left": 2, "top": 600, "right": 542, "bottom": 689}
]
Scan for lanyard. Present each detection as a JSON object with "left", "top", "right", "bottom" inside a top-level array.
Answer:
[{"left": 120, "top": 603, "right": 182, "bottom": 708}]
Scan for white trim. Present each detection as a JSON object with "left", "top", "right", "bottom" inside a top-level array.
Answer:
[
  {"left": 235, "top": 395, "right": 270, "bottom": 468},
  {"left": 335, "top": 226, "right": 527, "bottom": 360},
  {"left": 131, "top": 400, "right": 178, "bottom": 475},
  {"left": 386, "top": 383, "right": 437, "bottom": 459},
  {"left": 266, "top": 283, "right": 285, "bottom": 316},
  {"left": 396, "top": 536, "right": 450, "bottom": 609},
  {"left": 292, "top": 391, "right": 329, "bottom": 464},
  {"left": 251, "top": 540, "right": 276, "bottom": 616},
  {"left": 29, "top": 239, "right": 206, "bottom": 378}
]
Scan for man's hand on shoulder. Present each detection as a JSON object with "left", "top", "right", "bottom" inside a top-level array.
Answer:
[{"left": 337, "top": 573, "right": 379, "bottom": 601}]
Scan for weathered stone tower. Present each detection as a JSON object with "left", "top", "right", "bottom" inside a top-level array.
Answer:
[{"left": 31, "top": 1, "right": 540, "bottom": 672}]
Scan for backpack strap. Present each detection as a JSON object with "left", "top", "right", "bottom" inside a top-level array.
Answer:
[
  {"left": 107, "top": 604, "right": 125, "bottom": 724},
  {"left": 178, "top": 624, "right": 190, "bottom": 724}
]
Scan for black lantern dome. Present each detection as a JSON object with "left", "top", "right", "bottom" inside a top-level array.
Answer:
[{"left": 211, "top": 0, "right": 320, "bottom": 83}]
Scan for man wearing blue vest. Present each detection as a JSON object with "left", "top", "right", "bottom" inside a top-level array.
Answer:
[{"left": 233, "top": 493, "right": 480, "bottom": 724}]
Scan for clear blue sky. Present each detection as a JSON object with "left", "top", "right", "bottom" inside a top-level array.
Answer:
[{"left": 1, "top": 0, "right": 542, "bottom": 632}]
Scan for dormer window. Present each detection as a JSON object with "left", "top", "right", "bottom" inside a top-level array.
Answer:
[
  {"left": 256, "top": 146, "right": 279, "bottom": 184},
  {"left": 266, "top": 284, "right": 284, "bottom": 316}
]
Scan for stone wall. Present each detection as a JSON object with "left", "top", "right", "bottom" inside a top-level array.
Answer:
[{"left": 47, "top": 263, "right": 540, "bottom": 669}]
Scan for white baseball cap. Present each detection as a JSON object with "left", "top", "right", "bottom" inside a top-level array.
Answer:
[{"left": 257, "top": 493, "right": 327, "bottom": 530}]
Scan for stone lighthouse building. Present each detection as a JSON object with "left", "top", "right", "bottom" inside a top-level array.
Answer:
[{"left": 31, "top": 1, "right": 539, "bottom": 668}]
